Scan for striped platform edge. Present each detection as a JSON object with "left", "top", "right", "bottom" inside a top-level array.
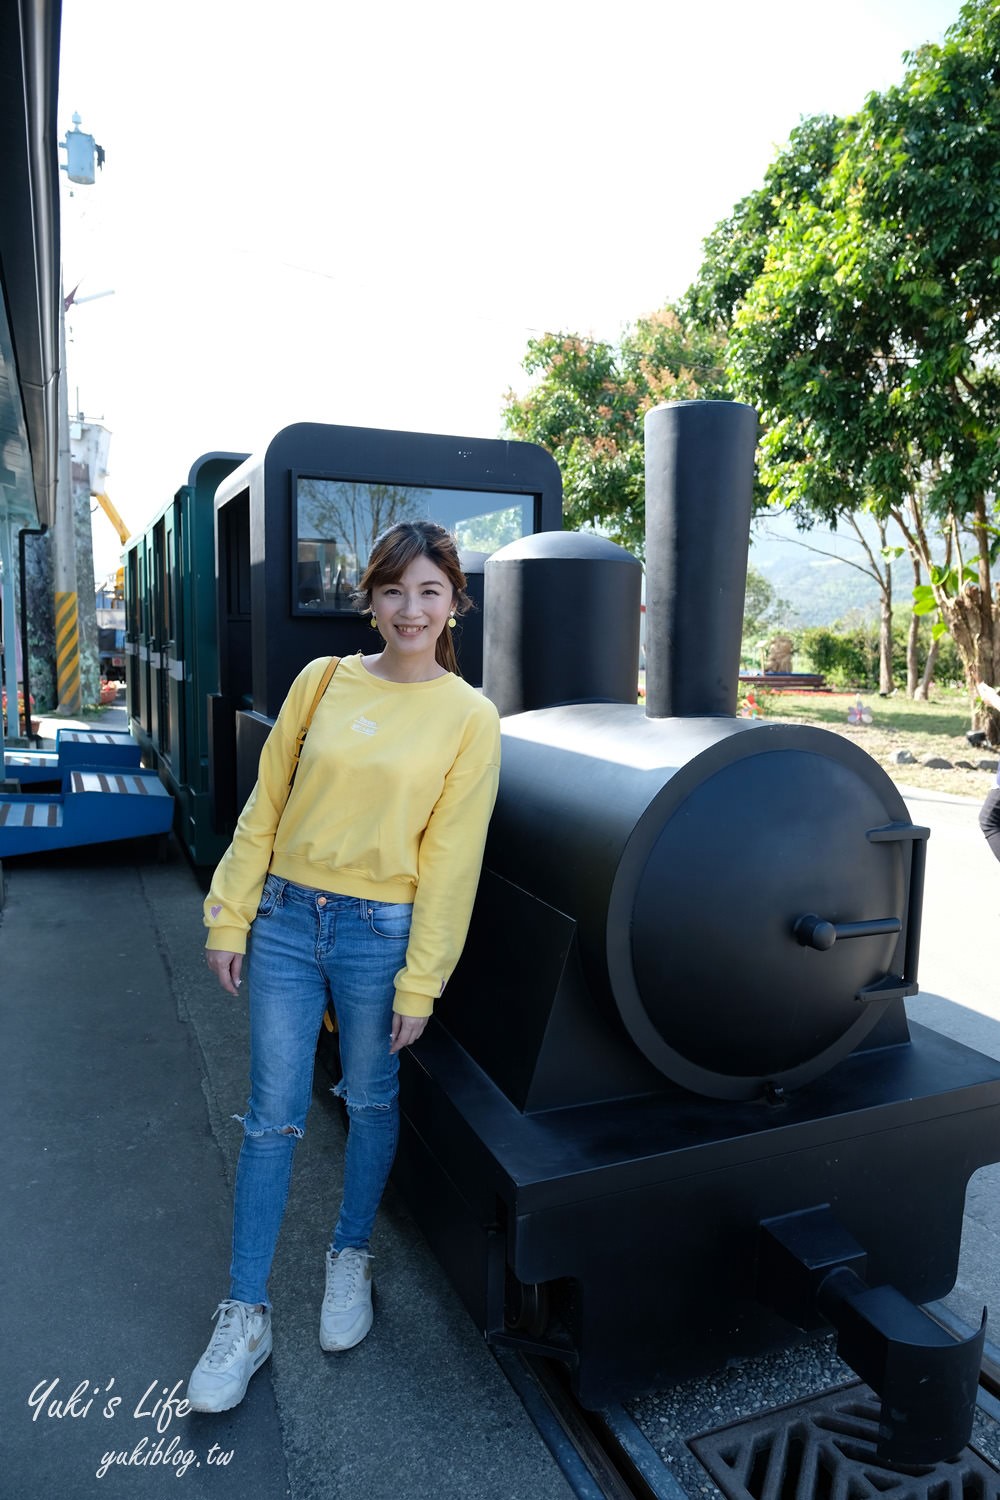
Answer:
[
  {"left": 0, "top": 799, "right": 63, "bottom": 828},
  {"left": 0, "top": 766, "right": 173, "bottom": 856},
  {"left": 58, "top": 730, "right": 135, "bottom": 746},
  {"left": 69, "top": 770, "right": 171, "bottom": 797}
]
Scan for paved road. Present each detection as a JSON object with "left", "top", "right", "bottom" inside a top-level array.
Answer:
[{"left": 0, "top": 831, "right": 574, "bottom": 1500}]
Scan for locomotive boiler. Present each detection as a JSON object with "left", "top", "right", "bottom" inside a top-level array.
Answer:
[{"left": 394, "top": 400, "right": 1000, "bottom": 1466}]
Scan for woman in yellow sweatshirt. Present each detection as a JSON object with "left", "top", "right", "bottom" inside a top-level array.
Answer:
[{"left": 186, "top": 521, "right": 501, "bottom": 1413}]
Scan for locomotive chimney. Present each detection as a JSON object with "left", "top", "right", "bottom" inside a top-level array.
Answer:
[
  {"left": 643, "top": 400, "right": 757, "bottom": 719},
  {"left": 482, "top": 532, "right": 642, "bottom": 717}
]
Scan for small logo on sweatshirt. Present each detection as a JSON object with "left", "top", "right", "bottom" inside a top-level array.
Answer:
[{"left": 352, "top": 714, "right": 377, "bottom": 737}]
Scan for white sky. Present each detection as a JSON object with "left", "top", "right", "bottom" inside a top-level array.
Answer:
[{"left": 57, "top": 0, "right": 963, "bottom": 579}]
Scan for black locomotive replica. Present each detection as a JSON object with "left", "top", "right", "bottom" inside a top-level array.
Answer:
[
  {"left": 125, "top": 403, "right": 1000, "bottom": 1466},
  {"left": 392, "top": 400, "right": 1000, "bottom": 1467}
]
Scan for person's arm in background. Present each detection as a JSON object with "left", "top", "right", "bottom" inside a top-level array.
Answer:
[{"left": 976, "top": 684, "right": 1000, "bottom": 864}]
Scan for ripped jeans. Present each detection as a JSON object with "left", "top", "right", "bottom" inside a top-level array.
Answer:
[{"left": 229, "top": 875, "right": 412, "bottom": 1306}]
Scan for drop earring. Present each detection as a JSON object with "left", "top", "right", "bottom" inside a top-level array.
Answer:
[
  {"left": 447, "top": 611, "right": 457, "bottom": 630},
  {"left": 370, "top": 614, "right": 378, "bottom": 630}
]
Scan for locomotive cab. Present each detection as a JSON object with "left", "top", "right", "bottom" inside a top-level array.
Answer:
[{"left": 207, "top": 422, "right": 562, "bottom": 830}]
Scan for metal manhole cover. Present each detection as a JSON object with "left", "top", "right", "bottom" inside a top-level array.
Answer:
[{"left": 689, "top": 1382, "right": 1000, "bottom": 1500}]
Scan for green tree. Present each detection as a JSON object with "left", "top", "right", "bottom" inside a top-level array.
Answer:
[
  {"left": 502, "top": 307, "right": 728, "bottom": 559},
  {"left": 690, "top": 0, "right": 1000, "bottom": 734},
  {"left": 742, "top": 563, "right": 790, "bottom": 661}
]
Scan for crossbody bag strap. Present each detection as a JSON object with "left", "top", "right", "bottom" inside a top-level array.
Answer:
[{"left": 287, "top": 656, "right": 340, "bottom": 792}]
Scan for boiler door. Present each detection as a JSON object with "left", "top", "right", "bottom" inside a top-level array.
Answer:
[{"left": 622, "top": 744, "right": 913, "bottom": 1099}]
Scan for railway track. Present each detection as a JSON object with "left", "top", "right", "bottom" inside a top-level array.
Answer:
[{"left": 494, "top": 1349, "right": 685, "bottom": 1500}]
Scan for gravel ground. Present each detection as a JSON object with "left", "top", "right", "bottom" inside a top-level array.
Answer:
[
  {"left": 627, "top": 1333, "right": 1000, "bottom": 1496},
  {"left": 627, "top": 1336, "right": 853, "bottom": 1497}
]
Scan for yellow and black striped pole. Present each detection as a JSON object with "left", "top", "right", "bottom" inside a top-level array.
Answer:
[
  {"left": 54, "top": 590, "right": 81, "bottom": 713},
  {"left": 53, "top": 284, "right": 82, "bottom": 717}
]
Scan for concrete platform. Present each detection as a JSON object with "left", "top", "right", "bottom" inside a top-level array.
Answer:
[
  {"left": 0, "top": 834, "right": 574, "bottom": 1500},
  {"left": 4, "top": 719, "right": 1000, "bottom": 1498}
]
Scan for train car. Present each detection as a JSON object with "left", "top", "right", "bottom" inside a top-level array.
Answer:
[
  {"left": 125, "top": 453, "right": 248, "bottom": 867},
  {"left": 391, "top": 401, "right": 1000, "bottom": 1468},
  {"left": 126, "top": 423, "right": 563, "bottom": 863}
]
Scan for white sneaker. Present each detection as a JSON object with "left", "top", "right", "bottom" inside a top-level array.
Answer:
[
  {"left": 320, "top": 1248, "right": 374, "bottom": 1351},
  {"left": 186, "top": 1300, "right": 272, "bottom": 1412}
]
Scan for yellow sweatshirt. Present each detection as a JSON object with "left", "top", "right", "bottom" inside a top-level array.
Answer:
[{"left": 204, "top": 653, "right": 501, "bottom": 1017}]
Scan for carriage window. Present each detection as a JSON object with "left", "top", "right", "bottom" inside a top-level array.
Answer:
[{"left": 293, "top": 478, "right": 533, "bottom": 614}]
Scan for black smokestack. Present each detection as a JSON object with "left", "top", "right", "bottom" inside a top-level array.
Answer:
[{"left": 643, "top": 400, "right": 757, "bottom": 719}]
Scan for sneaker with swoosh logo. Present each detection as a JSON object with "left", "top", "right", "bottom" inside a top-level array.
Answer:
[
  {"left": 187, "top": 1299, "right": 272, "bottom": 1412},
  {"left": 320, "top": 1248, "right": 374, "bottom": 1350}
]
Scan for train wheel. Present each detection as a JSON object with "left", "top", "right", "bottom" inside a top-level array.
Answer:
[{"left": 504, "top": 1270, "right": 550, "bottom": 1338}]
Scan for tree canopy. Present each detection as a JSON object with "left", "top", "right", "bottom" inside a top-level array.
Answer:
[
  {"left": 502, "top": 309, "right": 727, "bottom": 558},
  {"left": 500, "top": 0, "right": 1000, "bottom": 724},
  {"left": 689, "top": 0, "right": 1000, "bottom": 716}
]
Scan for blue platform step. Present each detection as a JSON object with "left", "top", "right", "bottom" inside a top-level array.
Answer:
[
  {"left": 0, "top": 767, "right": 174, "bottom": 857},
  {"left": 4, "top": 729, "right": 142, "bottom": 784}
]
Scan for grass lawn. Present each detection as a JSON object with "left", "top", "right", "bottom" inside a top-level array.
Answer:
[{"left": 756, "top": 686, "right": 997, "bottom": 799}]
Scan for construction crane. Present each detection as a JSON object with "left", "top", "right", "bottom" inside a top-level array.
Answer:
[
  {"left": 92, "top": 489, "right": 129, "bottom": 546},
  {"left": 92, "top": 490, "right": 129, "bottom": 603}
]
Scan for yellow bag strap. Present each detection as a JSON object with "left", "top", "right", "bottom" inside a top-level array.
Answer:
[{"left": 288, "top": 656, "right": 340, "bottom": 792}]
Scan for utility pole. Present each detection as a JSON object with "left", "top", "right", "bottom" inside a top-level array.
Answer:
[
  {"left": 53, "top": 289, "right": 79, "bottom": 712},
  {"left": 54, "top": 112, "right": 104, "bottom": 714}
]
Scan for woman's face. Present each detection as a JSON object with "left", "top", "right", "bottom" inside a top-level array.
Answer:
[{"left": 371, "top": 555, "right": 455, "bottom": 664}]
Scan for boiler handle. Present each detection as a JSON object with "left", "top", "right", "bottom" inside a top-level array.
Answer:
[
  {"left": 793, "top": 914, "right": 901, "bottom": 951},
  {"left": 792, "top": 820, "right": 929, "bottom": 1005}
]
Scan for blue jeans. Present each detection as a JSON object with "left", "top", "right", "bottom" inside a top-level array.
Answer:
[{"left": 229, "top": 875, "right": 412, "bottom": 1306}]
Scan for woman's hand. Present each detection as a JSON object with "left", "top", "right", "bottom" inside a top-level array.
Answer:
[
  {"left": 390, "top": 1012, "right": 429, "bottom": 1054},
  {"left": 206, "top": 950, "right": 244, "bottom": 996}
]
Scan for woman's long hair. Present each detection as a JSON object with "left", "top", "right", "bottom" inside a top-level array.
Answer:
[{"left": 356, "top": 521, "right": 471, "bottom": 675}]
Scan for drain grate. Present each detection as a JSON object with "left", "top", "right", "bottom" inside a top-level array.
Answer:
[{"left": 689, "top": 1382, "right": 1000, "bottom": 1500}]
